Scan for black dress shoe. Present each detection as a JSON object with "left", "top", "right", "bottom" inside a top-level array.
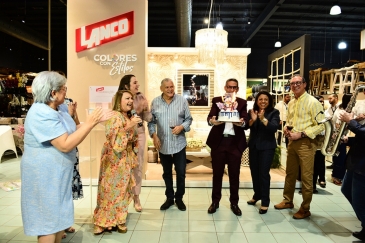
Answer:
[
  {"left": 208, "top": 203, "right": 219, "bottom": 214},
  {"left": 259, "top": 208, "right": 268, "bottom": 214},
  {"left": 175, "top": 199, "right": 186, "bottom": 211},
  {"left": 160, "top": 198, "right": 174, "bottom": 210},
  {"left": 230, "top": 204, "right": 242, "bottom": 216},
  {"left": 353, "top": 231, "right": 365, "bottom": 241}
]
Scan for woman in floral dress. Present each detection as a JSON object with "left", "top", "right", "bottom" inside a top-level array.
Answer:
[
  {"left": 93, "top": 90, "right": 142, "bottom": 234},
  {"left": 118, "top": 74, "right": 152, "bottom": 212}
]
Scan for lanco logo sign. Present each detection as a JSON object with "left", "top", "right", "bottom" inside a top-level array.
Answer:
[{"left": 75, "top": 11, "right": 134, "bottom": 52}]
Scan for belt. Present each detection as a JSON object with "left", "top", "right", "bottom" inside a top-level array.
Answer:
[{"left": 223, "top": 134, "right": 235, "bottom": 137}]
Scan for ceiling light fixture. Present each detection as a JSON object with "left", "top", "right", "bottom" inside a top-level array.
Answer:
[
  {"left": 216, "top": 22, "right": 223, "bottom": 30},
  {"left": 216, "top": 5, "right": 223, "bottom": 29},
  {"left": 195, "top": 0, "right": 228, "bottom": 65},
  {"left": 330, "top": 4, "right": 341, "bottom": 15},
  {"left": 338, "top": 41, "right": 347, "bottom": 49},
  {"left": 248, "top": 18, "right": 251, "bottom": 25},
  {"left": 274, "top": 26, "right": 282, "bottom": 48}
]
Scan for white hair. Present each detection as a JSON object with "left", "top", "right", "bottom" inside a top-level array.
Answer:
[
  {"left": 32, "top": 71, "right": 66, "bottom": 103},
  {"left": 161, "top": 78, "right": 172, "bottom": 86}
]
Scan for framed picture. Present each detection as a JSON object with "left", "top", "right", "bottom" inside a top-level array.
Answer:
[{"left": 176, "top": 69, "right": 214, "bottom": 110}]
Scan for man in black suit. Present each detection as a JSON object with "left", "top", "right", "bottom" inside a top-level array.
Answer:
[
  {"left": 206, "top": 78, "right": 248, "bottom": 216},
  {"left": 338, "top": 108, "right": 365, "bottom": 241}
]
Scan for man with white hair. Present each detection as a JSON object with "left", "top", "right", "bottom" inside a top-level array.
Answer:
[{"left": 148, "top": 78, "right": 193, "bottom": 211}]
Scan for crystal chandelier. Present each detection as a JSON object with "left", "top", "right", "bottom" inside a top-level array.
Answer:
[{"left": 195, "top": 0, "right": 228, "bottom": 65}]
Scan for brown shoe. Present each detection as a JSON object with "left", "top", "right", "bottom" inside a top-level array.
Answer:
[
  {"left": 274, "top": 201, "right": 294, "bottom": 209},
  {"left": 293, "top": 207, "right": 311, "bottom": 219}
]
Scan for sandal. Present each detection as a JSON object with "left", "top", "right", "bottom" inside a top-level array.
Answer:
[
  {"left": 65, "top": 227, "right": 75, "bottom": 233},
  {"left": 117, "top": 224, "right": 127, "bottom": 233},
  {"left": 93, "top": 225, "right": 104, "bottom": 235},
  {"left": 134, "top": 195, "right": 142, "bottom": 212},
  {"left": 62, "top": 233, "right": 67, "bottom": 239}
]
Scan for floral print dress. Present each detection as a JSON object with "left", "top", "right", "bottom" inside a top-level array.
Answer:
[{"left": 93, "top": 112, "right": 138, "bottom": 230}]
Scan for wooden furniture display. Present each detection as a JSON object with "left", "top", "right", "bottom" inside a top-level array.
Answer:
[
  {"left": 185, "top": 148, "right": 212, "bottom": 171},
  {"left": 309, "top": 68, "right": 323, "bottom": 95},
  {"left": 0, "top": 125, "right": 18, "bottom": 161},
  {"left": 331, "top": 64, "right": 365, "bottom": 94},
  {"left": 353, "top": 62, "right": 365, "bottom": 89},
  {"left": 319, "top": 69, "right": 334, "bottom": 95},
  {"left": 332, "top": 68, "right": 347, "bottom": 94}
]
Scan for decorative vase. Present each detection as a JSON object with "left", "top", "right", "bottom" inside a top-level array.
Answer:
[{"left": 147, "top": 146, "right": 158, "bottom": 163}]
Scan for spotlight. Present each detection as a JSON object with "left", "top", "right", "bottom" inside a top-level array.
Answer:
[
  {"left": 216, "top": 22, "right": 223, "bottom": 30},
  {"left": 330, "top": 4, "right": 341, "bottom": 15},
  {"left": 338, "top": 41, "right": 347, "bottom": 49},
  {"left": 274, "top": 26, "right": 282, "bottom": 48}
]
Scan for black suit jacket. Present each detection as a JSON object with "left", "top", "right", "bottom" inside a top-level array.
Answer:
[
  {"left": 206, "top": 96, "right": 248, "bottom": 153},
  {"left": 247, "top": 109, "right": 280, "bottom": 150},
  {"left": 346, "top": 120, "right": 365, "bottom": 174}
]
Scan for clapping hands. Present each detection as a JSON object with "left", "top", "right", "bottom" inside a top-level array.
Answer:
[{"left": 87, "top": 107, "right": 114, "bottom": 126}]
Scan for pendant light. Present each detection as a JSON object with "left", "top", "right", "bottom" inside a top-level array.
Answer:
[
  {"left": 330, "top": 4, "right": 341, "bottom": 15},
  {"left": 274, "top": 26, "right": 282, "bottom": 48},
  {"left": 338, "top": 41, "right": 347, "bottom": 49},
  {"left": 195, "top": 0, "right": 228, "bottom": 64}
]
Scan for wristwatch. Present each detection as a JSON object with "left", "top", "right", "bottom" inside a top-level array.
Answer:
[
  {"left": 301, "top": 132, "right": 306, "bottom": 138},
  {"left": 261, "top": 118, "right": 268, "bottom": 123}
]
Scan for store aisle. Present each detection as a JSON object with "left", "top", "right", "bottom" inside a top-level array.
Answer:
[{"left": 0, "top": 155, "right": 362, "bottom": 243}]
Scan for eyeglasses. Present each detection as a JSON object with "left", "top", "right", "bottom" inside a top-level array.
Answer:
[
  {"left": 226, "top": 85, "right": 238, "bottom": 90},
  {"left": 289, "top": 81, "right": 303, "bottom": 87},
  {"left": 60, "top": 86, "right": 68, "bottom": 92}
]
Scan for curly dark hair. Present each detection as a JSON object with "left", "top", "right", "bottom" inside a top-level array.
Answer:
[
  {"left": 252, "top": 91, "right": 274, "bottom": 113},
  {"left": 339, "top": 93, "right": 352, "bottom": 109}
]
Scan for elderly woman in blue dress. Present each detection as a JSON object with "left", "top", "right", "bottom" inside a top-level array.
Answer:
[{"left": 21, "top": 71, "right": 112, "bottom": 243}]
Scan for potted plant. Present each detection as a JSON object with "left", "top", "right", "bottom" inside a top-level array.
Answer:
[{"left": 271, "top": 146, "right": 281, "bottom": 169}]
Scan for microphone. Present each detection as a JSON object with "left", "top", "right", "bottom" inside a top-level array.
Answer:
[{"left": 131, "top": 110, "right": 143, "bottom": 127}]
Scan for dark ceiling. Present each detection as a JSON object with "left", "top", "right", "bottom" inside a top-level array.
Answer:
[{"left": 0, "top": 0, "right": 365, "bottom": 77}]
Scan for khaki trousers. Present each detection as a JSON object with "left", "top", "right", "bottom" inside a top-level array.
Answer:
[{"left": 283, "top": 137, "right": 317, "bottom": 210}]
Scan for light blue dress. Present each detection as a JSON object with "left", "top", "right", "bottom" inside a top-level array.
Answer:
[{"left": 21, "top": 103, "right": 76, "bottom": 236}]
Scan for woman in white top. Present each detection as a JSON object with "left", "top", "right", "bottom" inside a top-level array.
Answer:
[{"left": 330, "top": 94, "right": 352, "bottom": 185}]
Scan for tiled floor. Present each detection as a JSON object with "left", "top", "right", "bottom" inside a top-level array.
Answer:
[{"left": 0, "top": 154, "right": 362, "bottom": 243}]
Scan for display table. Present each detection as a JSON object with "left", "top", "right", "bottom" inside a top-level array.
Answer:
[
  {"left": 0, "top": 124, "right": 24, "bottom": 154},
  {"left": 9, "top": 124, "right": 24, "bottom": 153},
  {"left": 186, "top": 148, "right": 212, "bottom": 171}
]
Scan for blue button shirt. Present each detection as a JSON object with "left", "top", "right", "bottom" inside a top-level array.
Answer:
[{"left": 148, "top": 94, "right": 193, "bottom": 154}]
